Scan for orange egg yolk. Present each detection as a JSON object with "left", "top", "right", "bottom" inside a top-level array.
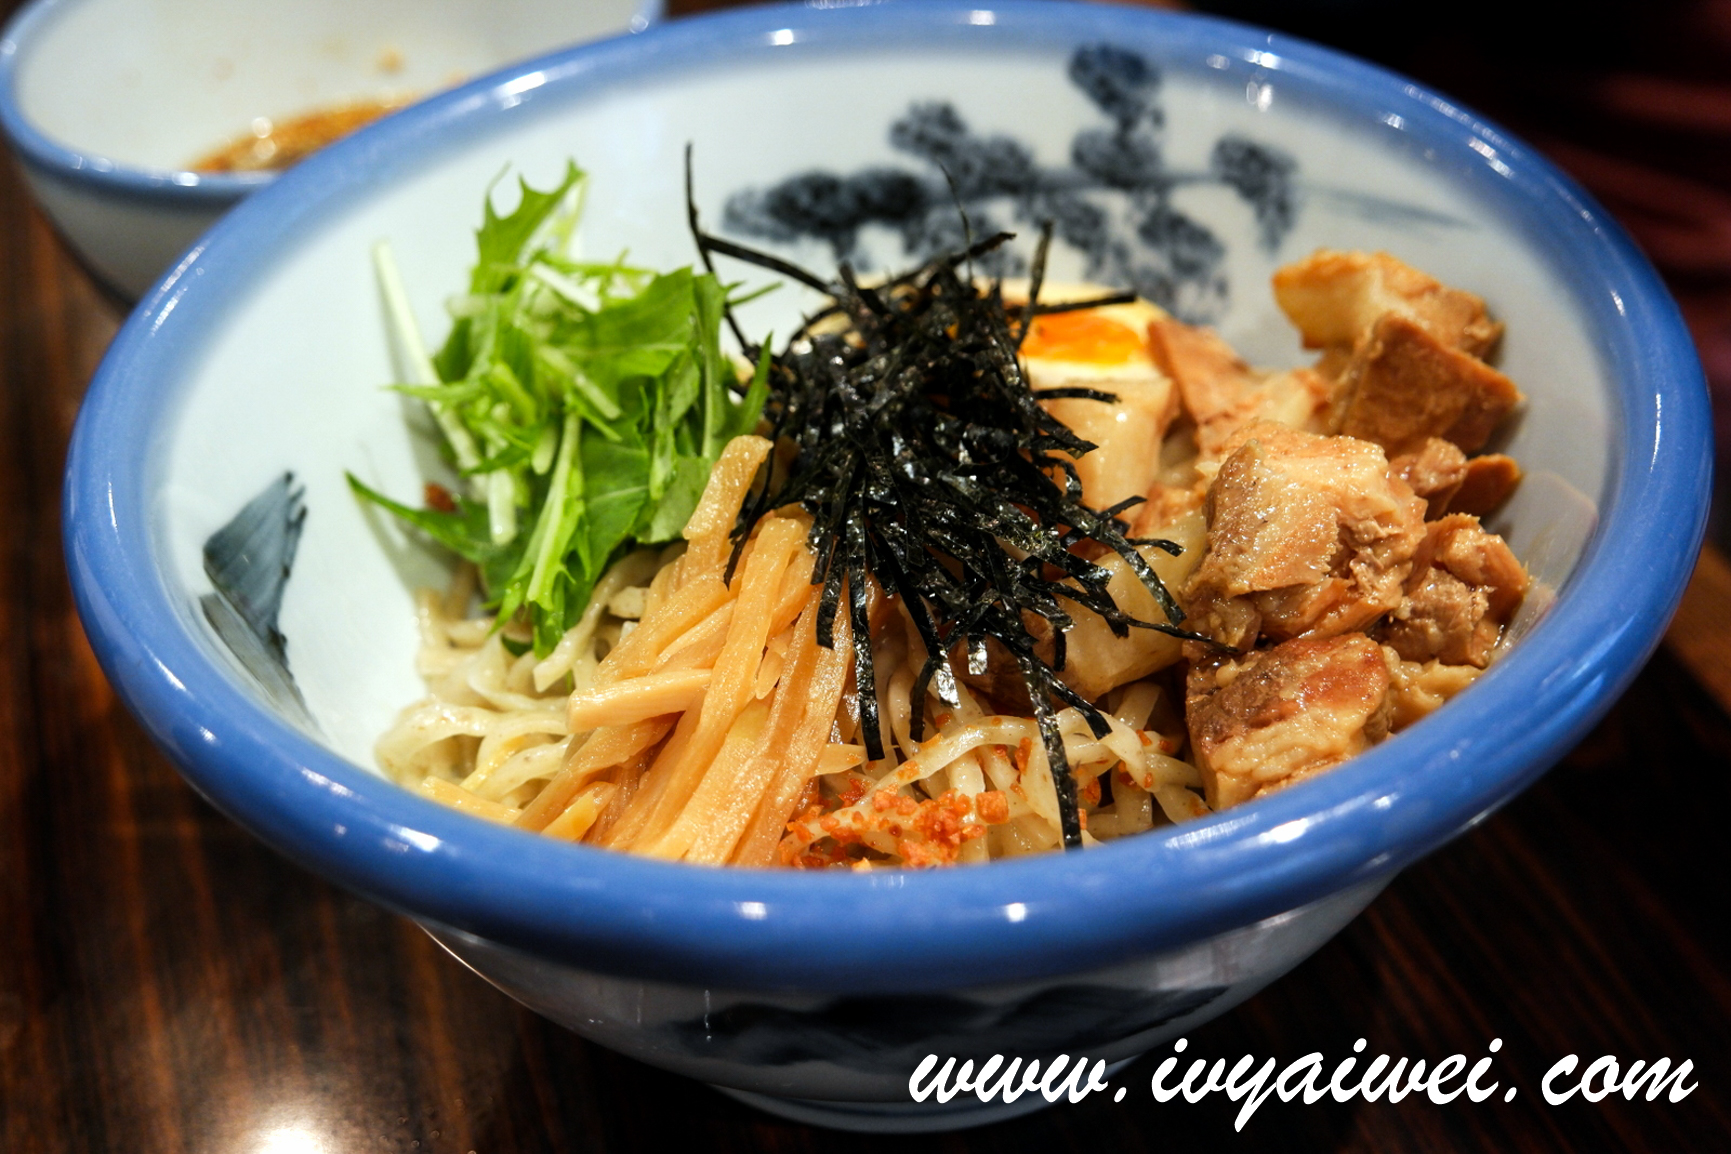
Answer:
[{"left": 1020, "top": 310, "right": 1145, "bottom": 364}]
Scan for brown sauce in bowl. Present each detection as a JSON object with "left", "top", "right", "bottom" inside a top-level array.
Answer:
[{"left": 191, "top": 97, "right": 407, "bottom": 173}]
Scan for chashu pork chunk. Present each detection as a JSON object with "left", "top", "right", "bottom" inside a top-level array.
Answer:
[
  {"left": 1379, "top": 513, "right": 1528, "bottom": 667},
  {"left": 1186, "top": 633, "right": 1395, "bottom": 809},
  {"left": 1335, "top": 315, "right": 1525, "bottom": 456},
  {"left": 1183, "top": 422, "right": 1427, "bottom": 649},
  {"left": 1146, "top": 314, "right": 1334, "bottom": 460},
  {"left": 1272, "top": 249, "right": 1503, "bottom": 359}
]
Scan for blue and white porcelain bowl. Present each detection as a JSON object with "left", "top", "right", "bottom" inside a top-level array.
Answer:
[
  {"left": 64, "top": 1, "right": 1710, "bottom": 1132},
  {"left": 0, "top": 0, "right": 657, "bottom": 299}
]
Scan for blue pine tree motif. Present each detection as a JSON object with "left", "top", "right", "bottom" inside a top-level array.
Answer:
[{"left": 721, "top": 44, "right": 1299, "bottom": 324}]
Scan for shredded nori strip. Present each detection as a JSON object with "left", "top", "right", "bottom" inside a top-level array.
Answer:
[{"left": 688, "top": 189, "right": 1210, "bottom": 852}]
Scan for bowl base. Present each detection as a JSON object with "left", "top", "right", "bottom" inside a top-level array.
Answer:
[{"left": 711, "top": 1057, "right": 1137, "bottom": 1133}]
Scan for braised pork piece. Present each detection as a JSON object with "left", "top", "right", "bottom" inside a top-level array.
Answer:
[{"left": 1051, "top": 250, "right": 1529, "bottom": 813}]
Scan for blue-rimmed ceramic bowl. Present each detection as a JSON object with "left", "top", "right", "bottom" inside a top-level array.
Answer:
[
  {"left": 64, "top": 0, "right": 1710, "bottom": 1132},
  {"left": 0, "top": 0, "right": 658, "bottom": 299}
]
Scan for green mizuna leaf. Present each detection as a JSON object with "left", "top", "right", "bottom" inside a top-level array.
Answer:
[
  {"left": 346, "top": 473, "right": 489, "bottom": 559},
  {"left": 643, "top": 456, "right": 712, "bottom": 542},
  {"left": 353, "top": 165, "right": 771, "bottom": 656},
  {"left": 581, "top": 435, "right": 652, "bottom": 576},
  {"left": 472, "top": 162, "right": 585, "bottom": 295}
]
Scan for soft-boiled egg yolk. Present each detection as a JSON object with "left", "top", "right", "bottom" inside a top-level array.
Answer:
[
  {"left": 1010, "top": 287, "right": 1179, "bottom": 513},
  {"left": 1021, "top": 310, "right": 1145, "bottom": 365}
]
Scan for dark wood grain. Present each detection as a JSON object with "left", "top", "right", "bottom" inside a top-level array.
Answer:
[
  {"left": 1, "top": 2, "right": 1728, "bottom": 1151},
  {"left": 1666, "top": 542, "right": 1731, "bottom": 715}
]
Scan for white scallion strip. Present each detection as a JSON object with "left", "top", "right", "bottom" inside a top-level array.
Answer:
[
  {"left": 487, "top": 470, "right": 517, "bottom": 545},
  {"left": 372, "top": 241, "right": 483, "bottom": 476}
]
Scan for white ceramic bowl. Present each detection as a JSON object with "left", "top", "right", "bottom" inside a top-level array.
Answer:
[
  {"left": 0, "top": 0, "right": 658, "bottom": 298},
  {"left": 64, "top": 0, "right": 1711, "bottom": 1132}
]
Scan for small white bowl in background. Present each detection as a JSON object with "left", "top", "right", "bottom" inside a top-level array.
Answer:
[{"left": 0, "top": 0, "right": 659, "bottom": 298}]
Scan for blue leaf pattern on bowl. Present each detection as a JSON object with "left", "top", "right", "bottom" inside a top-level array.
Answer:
[
  {"left": 664, "top": 982, "right": 1227, "bottom": 1072},
  {"left": 199, "top": 472, "right": 313, "bottom": 727},
  {"left": 722, "top": 44, "right": 1300, "bottom": 324}
]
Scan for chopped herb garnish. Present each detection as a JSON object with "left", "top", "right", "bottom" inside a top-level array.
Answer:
[
  {"left": 351, "top": 163, "right": 769, "bottom": 655},
  {"left": 690, "top": 206, "right": 1211, "bottom": 850}
]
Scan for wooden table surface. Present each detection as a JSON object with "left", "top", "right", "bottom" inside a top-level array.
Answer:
[{"left": 3, "top": 2, "right": 1729, "bottom": 1150}]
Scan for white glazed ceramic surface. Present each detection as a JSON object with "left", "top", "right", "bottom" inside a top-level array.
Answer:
[
  {"left": 16, "top": 167, "right": 227, "bottom": 296},
  {"left": 426, "top": 878, "right": 1385, "bottom": 1119},
  {"left": 4, "top": 0, "right": 655, "bottom": 296}
]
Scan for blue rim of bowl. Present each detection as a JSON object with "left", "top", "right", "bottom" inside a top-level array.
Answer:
[
  {"left": 65, "top": 0, "right": 1712, "bottom": 994},
  {"left": 0, "top": 0, "right": 665, "bottom": 205}
]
